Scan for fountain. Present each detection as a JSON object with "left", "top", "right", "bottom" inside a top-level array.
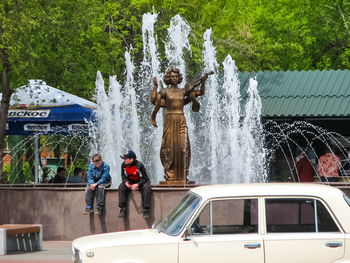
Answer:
[
  {"left": 264, "top": 120, "right": 350, "bottom": 183},
  {"left": 91, "top": 12, "right": 268, "bottom": 187},
  {"left": 3, "top": 13, "right": 348, "bottom": 187},
  {"left": 2, "top": 134, "right": 90, "bottom": 184}
]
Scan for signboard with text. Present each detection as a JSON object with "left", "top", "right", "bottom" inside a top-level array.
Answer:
[
  {"left": 8, "top": 110, "right": 50, "bottom": 118},
  {"left": 5, "top": 104, "right": 94, "bottom": 135},
  {"left": 24, "top": 123, "right": 51, "bottom": 132}
]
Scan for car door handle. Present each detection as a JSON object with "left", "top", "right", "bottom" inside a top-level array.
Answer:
[
  {"left": 326, "top": 241, "right": 343, "bottom": 248},
  {"left": 244, "top": 243, "right": 261, "bottom": 249}
]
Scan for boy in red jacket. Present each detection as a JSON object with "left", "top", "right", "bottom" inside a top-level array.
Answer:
[{"left": 118, "top": 150, "right": 151, "bottom": 219}]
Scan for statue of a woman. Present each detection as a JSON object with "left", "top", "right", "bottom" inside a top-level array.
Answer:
[{"left": 151, "top": 68, "right": 212, "bottom": 183}]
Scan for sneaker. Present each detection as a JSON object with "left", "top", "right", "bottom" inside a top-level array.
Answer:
[
  {"left": 95, "top": 207, "right": 103, "bottom": 215},
  {"left": 143, "top": 210, "right": 150, "bottom": 219},
  {"left": 118, "top": 208, "right": 127, "bottom": 218},
  {"left": 83, "top": 207, "right": 93, "bottom": 215}
]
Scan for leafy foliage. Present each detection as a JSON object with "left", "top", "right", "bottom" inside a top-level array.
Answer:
[
  {"left": 1, "top": 0, "right": 350, "bottom": 183},
  {"left": 2, "top": 0, "right": 350, "bottom": 97}
]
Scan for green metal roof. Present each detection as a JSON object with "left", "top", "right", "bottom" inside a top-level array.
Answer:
[{"left": 239, "top": 70, "right": 350, "bottom": 118}]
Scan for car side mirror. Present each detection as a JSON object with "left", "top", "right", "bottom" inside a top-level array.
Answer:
[
  {"left": 152, "top": 220, "right": 160, "bottom": 229},
  {"left": 183, "top": 227, "right": 192, "bottom": 241}
]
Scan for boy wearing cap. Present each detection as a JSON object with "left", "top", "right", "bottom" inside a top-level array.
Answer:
[
  {"left": 84, "top": 154, "right": 111, "bottom": 215},
  {"left": 118, "top": 150, "right": 151, "bottom": 219}
]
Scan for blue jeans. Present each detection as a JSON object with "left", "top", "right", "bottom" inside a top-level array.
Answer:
[{"left": 85, "top": 181, "right": 111, "bottom": 208}]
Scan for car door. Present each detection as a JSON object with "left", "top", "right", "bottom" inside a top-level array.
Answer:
[
  {"left": 179, "top": 198, "right": 264, "bottom": 263},
  {"left": 263, "top": 197, "right": 345, "bottom": 263}
]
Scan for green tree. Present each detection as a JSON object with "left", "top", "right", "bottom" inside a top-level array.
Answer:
[
  {"left": 1, "top": 0, "right": 350, "bottom": 182},
  {"left": 0, "top": 0, "right": 44, "bottom": 178}
]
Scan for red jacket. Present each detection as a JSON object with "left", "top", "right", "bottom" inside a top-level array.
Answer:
[
  {"left": 296, "top": 157, "right": 314, "bottom": 182},
  {"left": 121, "top": 160, "right": 149, "bottom": 186}
]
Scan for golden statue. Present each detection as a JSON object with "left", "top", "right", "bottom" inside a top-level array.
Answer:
[{"left": 151, "top": 68, "right": 213, "bottom": 183}]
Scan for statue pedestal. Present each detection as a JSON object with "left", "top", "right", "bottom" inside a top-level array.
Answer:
[{"left": 159, "top": 180, "right": 196, "bottom": 186}]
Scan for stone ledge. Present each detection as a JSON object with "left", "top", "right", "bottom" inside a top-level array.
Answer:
[{"left": 0, "top": 183, "right": 199, "bottom": 191}]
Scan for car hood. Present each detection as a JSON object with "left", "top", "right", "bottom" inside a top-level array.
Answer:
[{"left": 72, "top": 229, "right": 175, "bottom": 251}]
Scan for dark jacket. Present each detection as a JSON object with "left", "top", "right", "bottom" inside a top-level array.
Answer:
[
  {"left": 67, "top": 175, "right": 85, "bottom": 183},
  {"left": 88, "top": 161, "right": 111, "bottom": 185},
  {"left": 121, "top": 160, "right": 149, "bottom": 187},
  {"left": 49, "top": 174, "right": 66, "bottom": 183}
]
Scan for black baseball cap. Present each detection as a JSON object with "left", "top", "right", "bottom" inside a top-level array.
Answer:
[{"left": 120, "top": 150, "right": 136, "bottom": 159}]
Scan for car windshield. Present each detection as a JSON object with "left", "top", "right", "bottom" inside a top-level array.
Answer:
[{"left": 157, "top": 191, "right": 201, "bottom": 236}]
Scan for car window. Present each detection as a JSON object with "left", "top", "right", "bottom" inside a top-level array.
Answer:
[
  {"left": 316, "top": 200, "right": 340, "bottom": 232},
  {"left": 265, "top": 198, "right": 339, "bottom": 233},
  {"left": 191, "top": 198, "right": 258, "bottom": 235}
]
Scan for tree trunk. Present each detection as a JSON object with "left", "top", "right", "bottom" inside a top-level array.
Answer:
[
  {"left": 26, "top": 136, "right": 35, "bottom": 181},
  {"left": 0, "top": 49, "right": 13, "bottom": 180}
]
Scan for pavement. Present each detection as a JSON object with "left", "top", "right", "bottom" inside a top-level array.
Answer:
[{"left": 0, "top": 241, "right": 72, "bottom": 262}]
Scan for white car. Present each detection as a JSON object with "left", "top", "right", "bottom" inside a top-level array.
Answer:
[{"left": 72, "top": 183, "right": 350, "bottom": 263}]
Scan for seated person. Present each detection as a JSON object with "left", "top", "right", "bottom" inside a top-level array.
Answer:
[
  {"left": 84, "top": 154, "right": 111, "bottom": 215},
  {"left": 118, "top": 150, "right": 151, "bottom": 219},
  {"left": 67, "top": 167, "right": 85, "bottom": 183},
  {"left": 296, "top": 152, "right": 314, "bottom": 182},
  {"left": 49, "top": 167, "right": 67, "bottom": 183},
  {"left": 317, "top": 151, "right": 341, "bottom": 182}
]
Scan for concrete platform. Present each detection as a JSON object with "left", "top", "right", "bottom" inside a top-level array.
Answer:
[
  {"left": 0, "top": 185, "right": 190, "bottom": 240},
  {"left": 0, "top": 241, "right": 72, "bottom": 262}
]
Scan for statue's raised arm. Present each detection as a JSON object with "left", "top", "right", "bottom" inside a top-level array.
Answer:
[
  {"left": 151, "top": 91, "right": 163, "bottom": 127},
  {"left": 150, "top": 76, "right": 167, "bottom": 127},
  {"left": 184, "top": 71, "right": 214, "bottom": 112},
  {"left": 150, "top": 77, "right": 158, "bottom": 105}
]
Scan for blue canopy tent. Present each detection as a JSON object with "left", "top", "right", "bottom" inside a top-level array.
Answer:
[
  {"left": 6, "top": 104, "right": 94, "bottom": 136},
  {"left": 1, "top": 79, "right": 96, "bottom": 183}
]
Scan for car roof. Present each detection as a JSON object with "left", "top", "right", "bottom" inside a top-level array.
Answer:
[{"left": 190, "top": 183, "right": 343, "bottom": 200}]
